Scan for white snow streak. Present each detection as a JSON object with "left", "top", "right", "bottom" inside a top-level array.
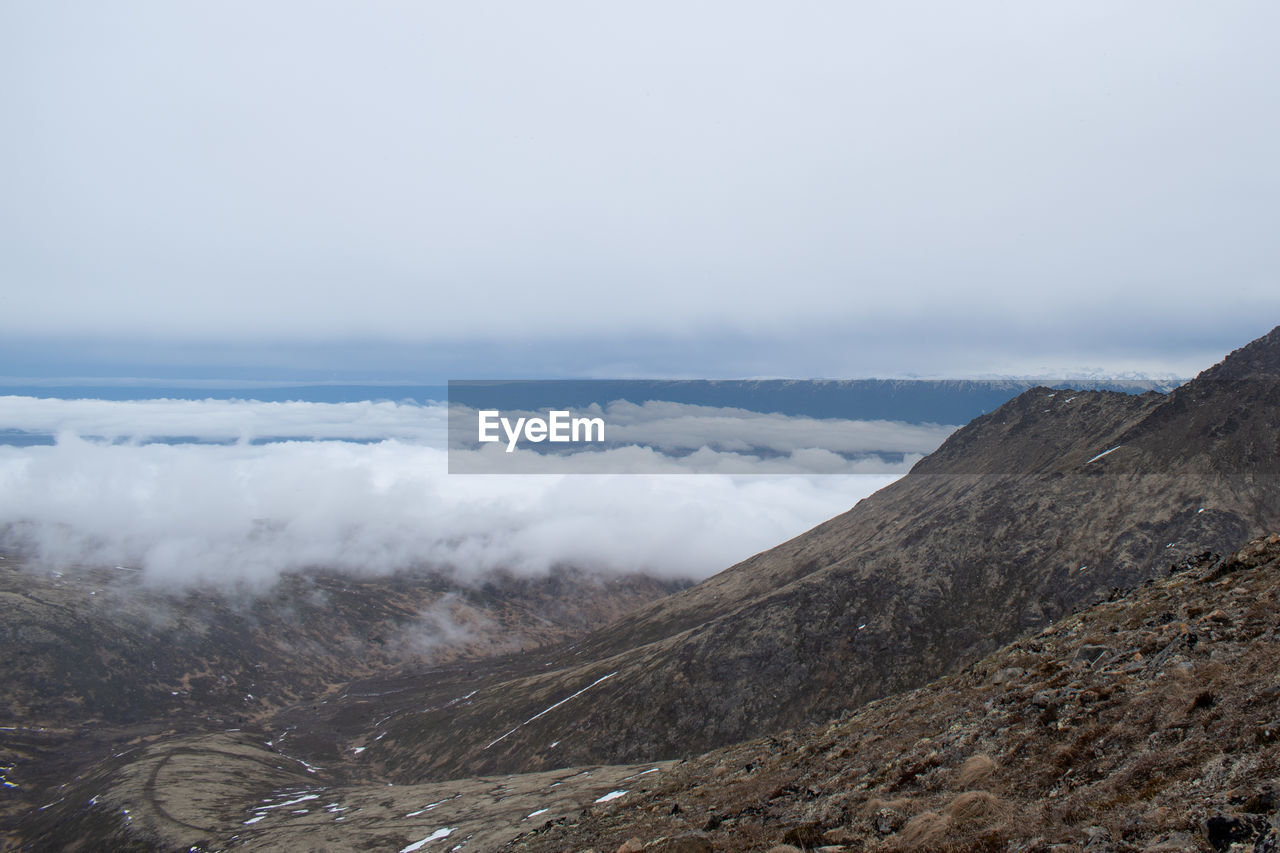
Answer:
[
  {"left": 1085, "top": 446, "right": 1122, "bottom": 464},
  {"left": 483, "top": 672, "right": 618, "bottom": 749}
]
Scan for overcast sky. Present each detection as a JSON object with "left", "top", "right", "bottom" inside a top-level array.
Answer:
[{"left": 3, "top": 2, "right": 1278, "bottom": 380}]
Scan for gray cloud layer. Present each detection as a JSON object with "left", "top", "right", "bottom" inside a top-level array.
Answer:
[{"left": 3, "top": 2, "right": 1278, "bottom": 375}]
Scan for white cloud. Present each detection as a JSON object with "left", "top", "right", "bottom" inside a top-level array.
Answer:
[
  {"left": 586, "top": 399, "right": 952, "bottom": 454},
  {"left": 448, "top": 443, "right": 923, "bottom": 475},
  {"left": 0, "top": 435, "right": 893, "bottom": 587},
  {"left": 0, "top": 396, "right": 941, "bottom": 585},
  {"left": 4, "top": 395, "right": 953, "bottom": 472},
  {"left": 0, "top": 395, "right": 447, "bottom": 444}
]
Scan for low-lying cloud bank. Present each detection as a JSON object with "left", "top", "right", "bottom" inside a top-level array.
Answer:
[
  {"left": 0, "top": 436, "right": 896, "bottom": 587},
  {"left": 0, "top": 397, "right": 933, "bottom": 586}
]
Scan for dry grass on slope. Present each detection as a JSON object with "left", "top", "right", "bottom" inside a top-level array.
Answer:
[{"left": 510, "top": 535, "right": 1280, "bottom": 853}]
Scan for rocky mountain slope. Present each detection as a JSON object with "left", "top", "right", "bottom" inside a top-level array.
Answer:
[
  {"left": 511, "top": 532, "right": 1280, "bottom": 852},
  {"left": 26, "top": 533, "right": 1280, "bottom": 852},
  {"left": 359, "top": 328, "right": 1280, "bottom": 782}
]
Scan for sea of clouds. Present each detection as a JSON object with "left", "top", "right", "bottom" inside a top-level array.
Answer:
[{"left": 0, "top": 396, "right": 953, "bottom": 587}]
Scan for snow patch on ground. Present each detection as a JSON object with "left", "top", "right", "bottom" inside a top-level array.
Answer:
[
  {"left": 400, "top": 827, "right": 453, "bottom": 851},
  {"left": 257, "top": 793, "right": 321, "bottom": 810}
]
